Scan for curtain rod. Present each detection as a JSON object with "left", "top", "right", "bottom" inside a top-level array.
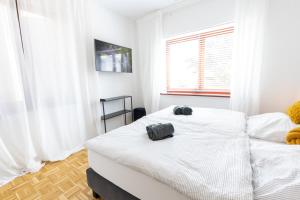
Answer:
[{"left": 14, "top": 0, "right": 24, "bottom": 53}]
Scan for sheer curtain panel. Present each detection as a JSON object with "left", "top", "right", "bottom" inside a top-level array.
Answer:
[
  {"left": 230, "top": 0, "right": 269, "bottom": 115},
  {"left": 0, "top": 0, "right": 96, "bottom": 185},
  {"left": 137, "top": 11, "right": 164, "bottom": 114},
  {"left": 17, "top": 0, "right": 95, "bottom": 161},
  {"left": 0, "top": 0, "right": 42, "bottom": 186}
]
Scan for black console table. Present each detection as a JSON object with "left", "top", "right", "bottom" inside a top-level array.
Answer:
[{"left": 100, "top": 96, "right": 133, "bottom": 133}]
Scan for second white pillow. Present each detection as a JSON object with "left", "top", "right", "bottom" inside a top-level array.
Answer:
[{"left": 247, "top": 112, "right": 297, "bottom": 143}]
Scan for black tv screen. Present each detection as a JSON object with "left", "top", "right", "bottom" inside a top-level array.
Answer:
[{"left": 94, "top": 39, "right": 132, "bottom": 73}]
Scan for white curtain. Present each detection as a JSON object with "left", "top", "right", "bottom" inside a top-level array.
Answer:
[
  {"left": 230, "top": 0, "right": 269, "bottom": 115},
  {"left": 137, "top": 11, "right": 163, "bottom": 114},
  {"left": 0, "top": 0, "right": 42, "bottom": 185},
  {"left": 18, "top": 0, "right": 95, "bottom": 161},
  {"left": 0, "top": 0, "right": 96, "bottom": 185}
]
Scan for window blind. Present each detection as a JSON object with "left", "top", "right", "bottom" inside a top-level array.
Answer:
[{"left": 166, "top": 26, "right": 234, "bottom": 95}]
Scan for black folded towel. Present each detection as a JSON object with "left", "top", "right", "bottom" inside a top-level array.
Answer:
[
  {"left": 173, "top": 106, "right": 193, "bottom": 115},
  {"left": 146, "top": 123, "right": 174, "bottom": 141},
  {"left": 182, "top": 106, "right": 193, "bottom": 115},
  {"left": 173, "top": 106, "right": 182, "bottom": 115}
]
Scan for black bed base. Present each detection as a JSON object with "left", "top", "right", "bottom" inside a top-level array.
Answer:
[{"left": 86, "top": 168, "right": 140, "bottom": 200}]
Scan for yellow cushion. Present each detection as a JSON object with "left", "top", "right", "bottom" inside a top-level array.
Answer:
[
  {"left": 286, "top": 127, "right": 300, "bottom": 145},
  {"left": 288, "top": 101, "right": 300, "bottom": 124}
]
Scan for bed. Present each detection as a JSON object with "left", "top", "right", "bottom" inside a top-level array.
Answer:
[{"left": 86, "top": 106, "right": 300, "bottom": 200}]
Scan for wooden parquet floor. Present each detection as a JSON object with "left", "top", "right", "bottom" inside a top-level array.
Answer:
[{"left": 0, "top": 150, "right": 101, "bottom": 200}]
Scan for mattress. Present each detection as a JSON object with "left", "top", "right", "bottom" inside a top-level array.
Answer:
[{"left": 88, "top": 149, "right": 189, "bottom": 200}]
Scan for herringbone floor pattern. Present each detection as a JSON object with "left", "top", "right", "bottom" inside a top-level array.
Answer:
[{"left": 0, "top": 150, "right": 101, "bottom": 200}]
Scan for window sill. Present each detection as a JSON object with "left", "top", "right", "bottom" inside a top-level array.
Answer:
[{"left": 160, "top": 92, "right": 230, "bottom": 98}]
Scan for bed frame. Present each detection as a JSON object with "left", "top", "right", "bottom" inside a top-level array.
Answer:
[{"left": 86, "top": 168, "right": 140, "bottom": 200}]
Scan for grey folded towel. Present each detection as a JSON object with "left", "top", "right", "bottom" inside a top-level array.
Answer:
[
  {"left": 173, "top": 106, "right": 193, "bottom": 115},
  {"left": 173, "top": 106, "right": 182, "bottom": 115},
  {"left": 146, "top": 123, "right": 174, "bottom": 141}
]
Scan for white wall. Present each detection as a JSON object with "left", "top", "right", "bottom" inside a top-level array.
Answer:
[
  {"left": 163, "top": 0, "right": 236, "bottom": 38},
  {"left": 160, "top": 0, "right": 300, "bottom": 112},
  {"left": 86, "top": 0, "right": 142, "bottom": 133},
  {"left": 160, "top": 95, "right": 230, "bottom": 109},
  {"left": 85, "top": 0, "right": 300, "bottom": 126},
  {"left": 160, "top": 0, "right": 235, "bottom": 109},
  {"left": 259, "top": 0, "right": 300, "bottom": 113}
]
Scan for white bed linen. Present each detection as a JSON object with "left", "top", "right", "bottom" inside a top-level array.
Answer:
[
  {"left": 250, "top": 139, "right": 300, "bottom": 200},
  {"left": 86, "top": 107, "right": 253, "bottom": 200},
  {"left": 149, "top": 107, "right": 247, "bottom": 136}
]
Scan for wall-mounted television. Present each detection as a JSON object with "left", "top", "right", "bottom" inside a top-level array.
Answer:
[{"left": 94, "top": 39, "right": 132, "bottom": 73}]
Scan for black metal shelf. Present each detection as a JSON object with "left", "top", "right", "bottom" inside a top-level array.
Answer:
[
  {"left": 100, "top": 96, "right": 132, "bottom": 102},
  {"left": 101, "top": 109, "right": 132, "bottom": 120},
  {"left": 100, "top": 95, "right": 133, "bottom": 133}
]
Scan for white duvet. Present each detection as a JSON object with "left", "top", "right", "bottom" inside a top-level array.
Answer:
[
  {"left": 250, "top": 139, "right": 300, "bottom": 200},
  {"left": 86, "top": 107, "right": 253, "bottom": 200}
]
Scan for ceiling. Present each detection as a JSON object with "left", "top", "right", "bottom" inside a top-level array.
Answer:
[{"left": 99, "top": 0, "right": 184, "bottom": 19}]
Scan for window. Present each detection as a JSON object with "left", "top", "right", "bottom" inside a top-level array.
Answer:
[{"left": 166, "top": 26, "right": 234, "bottom": 96}]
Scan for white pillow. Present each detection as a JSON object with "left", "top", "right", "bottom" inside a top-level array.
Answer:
[{"left": 247, "top": 112, "right": 297, "bottom": 143}]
